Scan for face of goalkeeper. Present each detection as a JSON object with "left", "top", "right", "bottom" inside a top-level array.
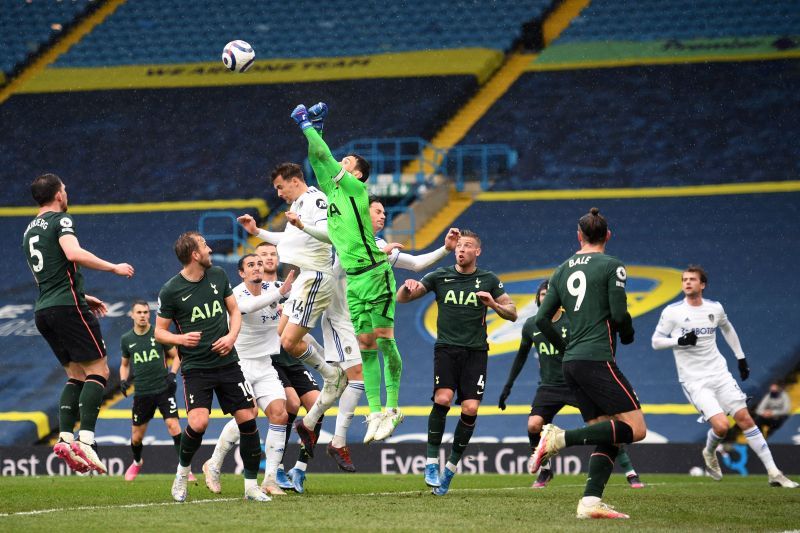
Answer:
[{"left": 340, "top": 153, "right": 371, "bottom": 182}]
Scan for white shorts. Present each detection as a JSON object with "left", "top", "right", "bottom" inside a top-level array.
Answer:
[
  {"left": 681, "top": 372, "right": 747, "bottom": 421},
  {"left": 286, "top": 270, "right": 333, "bottom": 329},
  {"left": 320, "top": 272, "right": 362, "bottom": 370},
  {"left": 238, "top": 357, "right": 286, "bottom": 410}
]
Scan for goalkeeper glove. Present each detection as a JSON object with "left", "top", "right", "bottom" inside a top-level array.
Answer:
[
  {"left": 165, "top": 372, "right": 177, "bottom": 396},
  {"left": 307, "top": 102, "right": 328, "bottom": 132},
  {"left": 120, "top": 379, "right": 130, "bottom": 398},
  {"left": 290, "top": 104, "right": 313, "bottom": 130},
  {"left": 677, "top": 331, "right": 698, "bottom": 346},
  {"left": 738, "top": 358, "right": 750, "bottom": 381},
  {"left": 498, "top": 385, "right": 511, "bottom": 410}
]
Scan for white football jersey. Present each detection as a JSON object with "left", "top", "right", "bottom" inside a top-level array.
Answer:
[
  {"left": 233, "top": 281, "right": 283, "bottom": 359},
  {"left": 277, "top": 186, "right": 332, "bottom": 274},
  {"left": 653, "top": 298, "right": 743, "bottom": 383}
]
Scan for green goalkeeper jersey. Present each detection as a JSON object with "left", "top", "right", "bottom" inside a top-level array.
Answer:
[{"left": 304, "top": 128, "right": 387, "bottom": 273}]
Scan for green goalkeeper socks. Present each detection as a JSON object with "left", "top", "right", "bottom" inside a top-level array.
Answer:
[
  {"left": 361, "top": 349, "right": 383, "bottom": 414},
  {"left": 377, "top": 338, "right": 402, "bottom": 409}
]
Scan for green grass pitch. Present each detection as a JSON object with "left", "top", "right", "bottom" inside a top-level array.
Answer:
[{"left": 1, "top": 474, "right": 798, "bottom": 531}]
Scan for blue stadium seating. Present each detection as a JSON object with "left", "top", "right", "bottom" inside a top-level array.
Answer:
[
  {"left": 558, "top": 0, "right": 800, "bottom": 43},
  {"left": 459, "top": 59, "right": 800, "bottom": 190},
  {"left": 0, "top": 76, "right": 477, "bottom": 207},
  {"left": 0, "top": 0, "right": 92, "bottom": 75},
  {"left": 55, "top": 0, "right": 551, "bottom": 67}
]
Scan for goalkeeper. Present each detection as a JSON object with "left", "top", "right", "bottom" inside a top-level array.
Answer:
[{"left": 291, "top": 102, "right": 405, "bottom": 441}]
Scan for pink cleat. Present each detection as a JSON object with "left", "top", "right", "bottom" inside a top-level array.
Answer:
[
  {"left": 125, "top": 461, "right": 142, "bottom": 481},
  {"left": 188, "top": 471, "right": 197, "bottom": 484},
  {"left": 54, "top": 440, "right": 90, "bottom": 473}
]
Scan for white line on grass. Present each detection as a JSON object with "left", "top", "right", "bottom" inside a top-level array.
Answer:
[{"left": 0, "top": 497, "right": 240, "bottom": 517}]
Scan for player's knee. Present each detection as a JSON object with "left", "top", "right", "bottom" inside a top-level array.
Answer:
[
  {"left": 528, "top": 418, "right": 543, "bottom": 434},
  {"left": 461, "top": 406, "right": 478, "bottom": 418},
  {"left": 734, "top": 410, "right": 755, "bottom": 428},
  {"left": 710, "top": 419, "right": 729, "bottom": 437},
  {"left": 632, "top": 425, "right": 647, "bottom": 442},
  {"left": 433, "top": 391, "right": 452, "bottom": 406}
]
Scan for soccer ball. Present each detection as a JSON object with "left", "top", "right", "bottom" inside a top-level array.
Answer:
[{"left": 222, "top": 40, "right": 255, "bottom": 73}]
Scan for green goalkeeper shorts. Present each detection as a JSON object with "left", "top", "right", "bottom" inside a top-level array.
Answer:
[{"left": 346, "top": 261, "right": 396, "bottom": 333}]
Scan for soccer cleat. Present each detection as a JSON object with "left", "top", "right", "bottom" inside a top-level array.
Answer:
[
  {"left": 527, "top": 453, "right": 539, "bottom": 475},
  {"left": 327, "top": 443, "right": 356, "bottom": 472},
  {"left": 576, "top": 500, "right": 630, "bottom": 519},
  {"left": 373, "top": 409, "right": 404, "bottom": 442},
  {"left": 530, "top": 424, "right": 564, "bottom": 474},
  {"left": 287, "top": 467, "right": 306, "bottom": 494},
  {"left": 261, "top": 474, "right": 286, "bottom": 496},
  {"left": 171, "top": 472, "right": 189, "bottom": 502},
  {"left": 532, "top": 468, "right": 554, "bottom": 489},
  {"left": 54, "top": 440, "right": 90, "bottom": 473},
  {"left": 188, "top": 471, "right": 198, "bottom": 485},
  {"left": 768, "top": 472, "right": 799, "bottom": 488},
  {"left": 202, "top": 460, "right": 222, "bottom": 494},
  {"left": 245, "top": 485, "right": 271, "bottom": 502},
  {"left": 702, "top": 448, "right": 723, "bottom": 481},
  {"left": 626, "top": 473, "right": 645, "bottom": 489},
  {"left": 424, "top": 464, "right": 440, "bottom": 488},
  {"left": 124, "top": 461, "right": 142, "bottom": 481},
  {"left": 293, "top": 419, "right": 318, "bottom": 457},
  {"left": 71, "top": 439, "right": 107, "bottom": 474},
  {"left": 363, "top": 412, "right": 384, "bottom": 444},
  {"left": 319, "top": 366, "right": 348, "bottom": 408},
  {"left": 432, "top": 468, "right": 455, "bottom": 496},
  {"left": 307, "top": 102, "right": 328, "bottom": 132},
  {"left": 275, "top": 467, "right": 294, "bottom": 491}
]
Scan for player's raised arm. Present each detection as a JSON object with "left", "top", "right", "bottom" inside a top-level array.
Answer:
[
  {"left": 535, "top": 281, "right": 566, "bottom": 352},
  {"left": 391, "top": 228, "right": 458, "bottom": 272},
  {"left": 237, "top": 214, "right": 284, "bottom": 244},
  {"left": 59, "top": 234, "right": 134, "bottom": 277}
]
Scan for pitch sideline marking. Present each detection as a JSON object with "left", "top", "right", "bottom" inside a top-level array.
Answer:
[{"left": 0, "top": 497, "right": 240, "bottom": 517}]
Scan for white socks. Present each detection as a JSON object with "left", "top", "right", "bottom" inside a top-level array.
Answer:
[
  {"left": 705, "top": 428, "right": 725, "bottom": 453},
  {"left": 264, "top": 424, "right": 287, "bottom": 478},
  {"left": 78, "top": 430, "right": 95, "bottom": 444},
  {"left": 210, "top": 418, "right": 240, "bottom": 467},
  {"left": 743, "top": 426, "right": 778, "bottom": 475},
  {"left": 298, "top": 343, "right": 336, "bottom": 381},
  {"left": 332, "top": 381, "right": 364, "bottom": 448}
]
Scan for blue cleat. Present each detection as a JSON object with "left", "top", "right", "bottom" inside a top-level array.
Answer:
[
  {"left": 424, "top": 464, "right": 440, "bottom": 488},
  {"left": 432, "top": 468, "right": 455, "bottom": 496},
  {"left": 288, "top": 467, "right": 306, "bottom": 494},
  {"left": 276, "top": 467, "right": 294, "bottom": 491}
]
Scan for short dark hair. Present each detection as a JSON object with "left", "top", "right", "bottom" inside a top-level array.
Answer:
[
  {"left": 459, "top": 229, "right": 481, "bottom": 247},
  {"left": 238, "top": 253, "right": 258, "bottom": 272},
  {"left": 368, "top": 195, "right": 382, "bottom": 206},
  {"left": 131, "top": 299, "right": 150, "bottom": 310},
  {"left": 174, "top": 231, "right": 202, "bottom": 265},
  {"left": 349, "top": 153, "right": 370, "bottom": 182},
  {"left": 31, "top": 173, "right": 63, "bottom": 206},
  {"left": 255, "top": 241, "right": 276, "bottom": 251},
  {"left": 685, "top": 265, "right": 708, "bottom": 284},
  {"left": 271, "top": 162, "right": 304, "bottom": 183},
  {"left": 535, "top": 279, "right": 549, "bottom": 306},
  {"left": 578, "top": 207, "right": 608, "bottom": 244}
]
